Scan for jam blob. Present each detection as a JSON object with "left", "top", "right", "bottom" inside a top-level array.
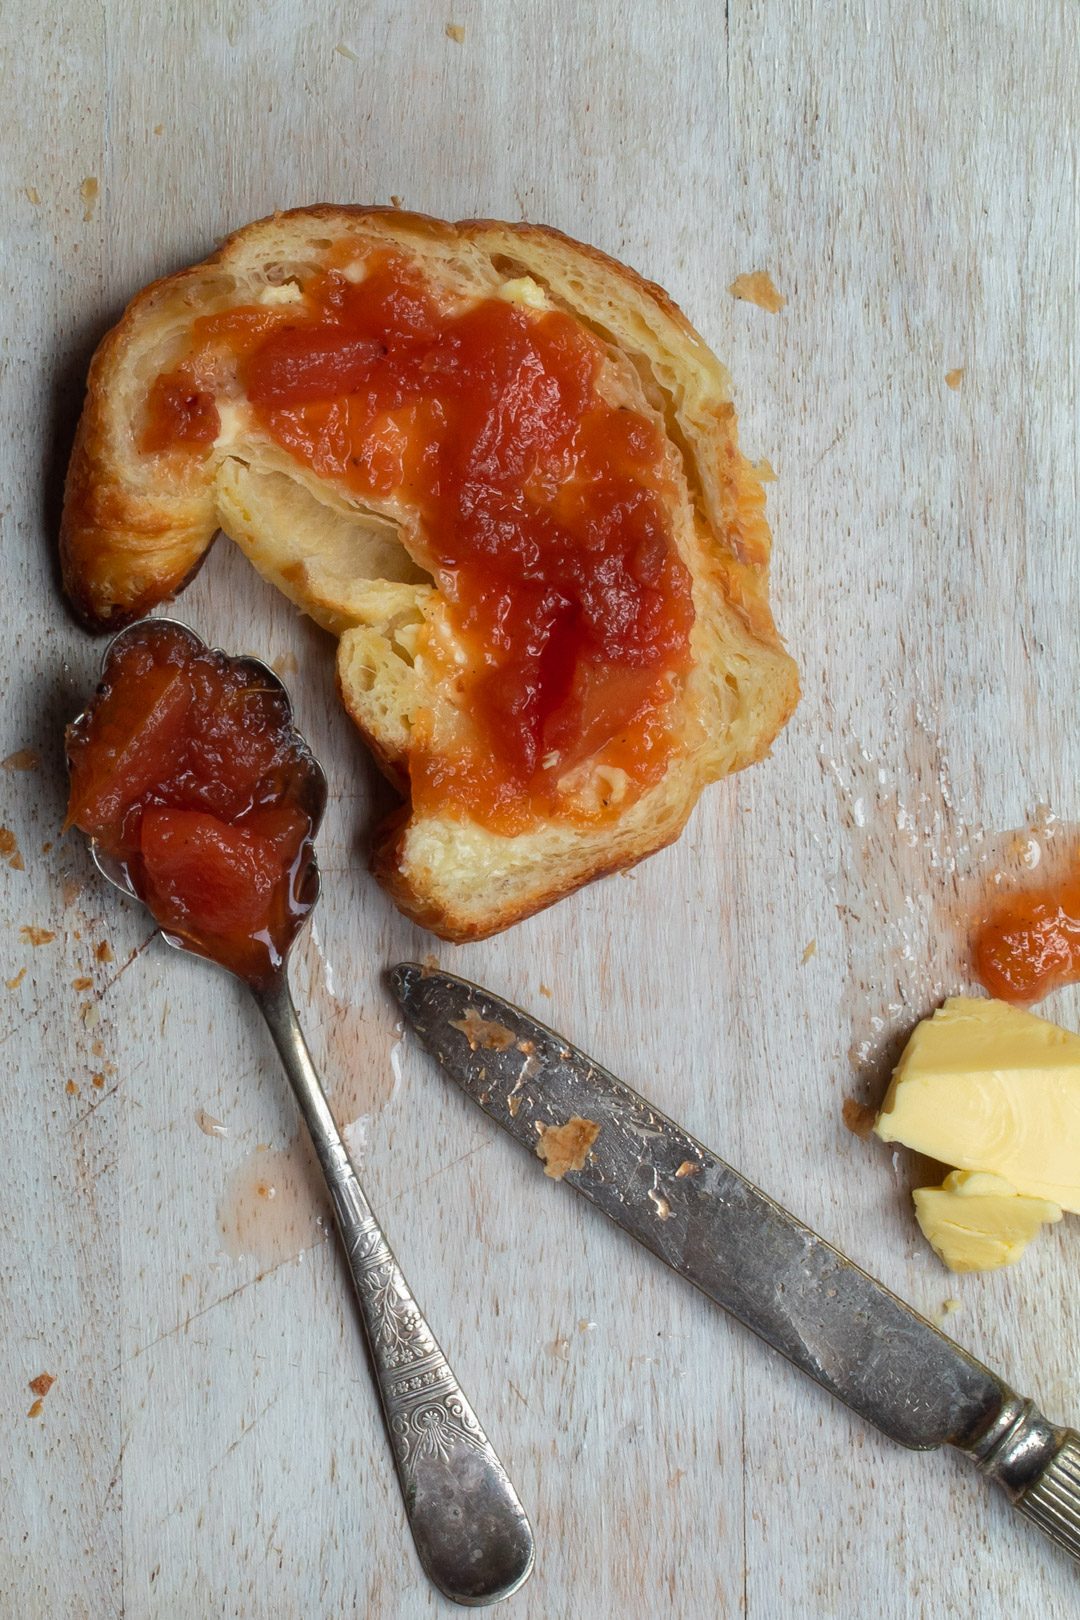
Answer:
[
  {"left": 67, "top": 621, "right": 324, "bottom": 986},
  {"left": 973, "top": 880, "right": 1080, "bottom": 1005},
  {"left": 140, "top": 253, "right": 696, "bottom": 830}
]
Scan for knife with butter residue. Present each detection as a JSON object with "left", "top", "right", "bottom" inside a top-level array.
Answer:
[{"left": 391, "top": 963, "right": 1080, "bottom": 1566}]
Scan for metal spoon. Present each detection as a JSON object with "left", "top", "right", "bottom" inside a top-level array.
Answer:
[{"left": 72, "top": 617, "right": 534, "bottom": 1609}]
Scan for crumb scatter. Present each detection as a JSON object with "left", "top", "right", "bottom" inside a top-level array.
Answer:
[
  {"left": 0, "top": 828, "right": 24, "bottom": 869},
  {"left": 450, "top": 1006, "right": 516, "bottom": 1051},
  {"left": 537, "top": 1116, "right": 600, "bottom": 1179},
  {"left": 842, "top": 1097, "right": 877, "bottom": 1139},
  {"left": 3, "top": 749, "right": 39, "bottom": 771},
  {"left": 729, "top": 270, "right": 786, "bottom": 312}
]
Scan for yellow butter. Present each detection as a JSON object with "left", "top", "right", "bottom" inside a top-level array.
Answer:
[
  {"left": 913, "top": 1170, "right": 1062, "bottom": 1272},
  {"left": 875, "top": 997, "right": 1080, "bottom": 1211}
]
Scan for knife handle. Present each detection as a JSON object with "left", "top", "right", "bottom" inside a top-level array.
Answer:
[{"left": 962, "top": 1395, "right": 1080, "bottom": 1563}]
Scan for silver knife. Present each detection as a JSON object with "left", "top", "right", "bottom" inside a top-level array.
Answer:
[{"left": 390, "top": 963, "right": 1080, "bottom": 1565}]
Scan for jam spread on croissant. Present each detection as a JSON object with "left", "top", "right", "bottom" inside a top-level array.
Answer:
[
  {"left": 140, "top": 252, "right": 696, "bottom": 832},
  {"left": 973, "top": 879, "right": 1080, "bottom": 1005},
  {"left": 67, "top": 623, "right": 322, "bottom": 985}
]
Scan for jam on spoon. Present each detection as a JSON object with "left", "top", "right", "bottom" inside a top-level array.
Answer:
[
  {"left": 66, "top": 619, "right": 322, "bottom": 985},
  {"left": 66, "top": 618, "right": 533, "bottom": 1606}
]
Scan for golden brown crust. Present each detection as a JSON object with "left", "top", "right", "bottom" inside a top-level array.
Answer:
[{"left": 370, "top": 799, "right": 689, "bottom": 942}]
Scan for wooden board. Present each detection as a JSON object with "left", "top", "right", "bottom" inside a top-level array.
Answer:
[{"left": 2, "top": 2, "right": 1078, "bottom": 1613}]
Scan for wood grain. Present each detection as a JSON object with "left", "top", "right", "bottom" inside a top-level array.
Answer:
[{"left": 1, "top": 1, "right": 1078, "bottom": 1615}]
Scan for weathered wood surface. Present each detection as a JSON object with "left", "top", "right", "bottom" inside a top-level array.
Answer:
[{"left": 1, "top": 2, "right": 1078, "bottom": 1614}]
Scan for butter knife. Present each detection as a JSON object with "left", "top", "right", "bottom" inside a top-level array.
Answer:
[{"left": 391, "top": 963, "right": 1080, "bottom": 1565}]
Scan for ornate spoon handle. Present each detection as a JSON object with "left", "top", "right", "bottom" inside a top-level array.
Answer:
[{"left": 255, "top": 972, "right": 534, "bottom": 1608}]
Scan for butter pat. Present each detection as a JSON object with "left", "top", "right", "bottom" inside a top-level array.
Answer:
[
  {"left": 913, "top": 1171, "right": 1062, "bottom": 1272},
  {"left": 875, "top": 997, "right": 1080, "bottom": 1211}
]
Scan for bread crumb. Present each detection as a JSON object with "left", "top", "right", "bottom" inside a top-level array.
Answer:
[
  {"left": 648, "top": 1188, "right": 673, "bottom": 1219},
  {"left": 153, "top": 123, "right": 164, "bottom": 136},
  {"left": 79, "top": 176, "right": 99, "bottom": 222},
  {"left": 507, "top": 1093, "right": 522, "bottom": 1116},
  {"left": 271, "top": 651, "right": 299, "bottom": 676},
  {"left": 72, "top": 975, "right": 93, "bottom": 992},
  {"left": 729, "top": 270, "right": 786, "bottom": 312},
  {"left": 550, "top": 1334, "right": 570, "bottom": 1360},
  {"left": 539, "top": 982, "right": 553, "bottom": 997},
  {"left": 674, "top": 1159, "right": 700, "bottom": 1178},
  {"left": 3, "top": 749, "right": 40, "bottom": 771},
  {"left": 65, "top": 1080, "right": 79, "bottom": 1096},
  {"left": 842, "top": 1097, "right": 877, "bottom": 1139},
  {"left": 81, "top": 1002, "right": 100, "bottom": 1028},
  {"left": 945, "top": 367, "right": 965, "bottom": 390},
  {"left": 27, "top": 1399, "right": 43, "bottom": 1419},
  {"left": 942, "top": 1297, "right": 961, "bottom": 1316},
  {"left": 19, "top": 926, "right": 55, "bottom": 946},
  {"left": 91, "top": 1037, "right": 105, "bottom": 1057},
  {"left": 41, "top": 841, "right": 53, "bottom": 854},
  {"left": 6, "top": 967, "right": 26, "bottom": 990},
  {"left": 28, "top": 1372, "right": 54, "bottom": 1399},
  {"left": 195, "top": 1109, "right": 228, "bottom": 1138},
  {"left": 450, "top": 1006, "right": 516, "bottom": 1051},
  {"left": 91, "top": 1073, "right": 106, "bottom": 1090},
  {"left": 390, "top": 194, "right": 404, "bottom": 209},
  {"left": 94, "top": 940, "right": 114, "bottom": 963},
  {"left": 334, "top": 41, "right": 359, "bottom": 60},
  {"left": 753, "top": 457, "right": 778, "bottom": 482},
  {"left": 24, "top": 186, "right": 40, "bottom": 206},
  {"left": 801, "top": 938, "right": 817, "bottom": 964},
  {"left": 420, "top": 952, "right": 440, "bottom": 976},
  {"left": 536, "top": 1116, "right": 600, "bottom": 1179},
  {"left": 0, "top": 827, "right": 24, "bottom": 870},
  {"left": 446, "top": 22, "right": 465, "bottom": 42}
]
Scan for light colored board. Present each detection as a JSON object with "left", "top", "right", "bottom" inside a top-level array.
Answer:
[{"left": 1, "top": 2, "right": 1078, "bottom": 1615}]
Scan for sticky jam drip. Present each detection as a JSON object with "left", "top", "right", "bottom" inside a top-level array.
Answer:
[
  {"left": 66, "top": 622, "right": 324, "bottom": 986},
  {"left": 973, "top": 879, "right": 1080, "bottom": 1005},
  {"left": 140, "top": 252, "right": 696, "bottom": 831}
]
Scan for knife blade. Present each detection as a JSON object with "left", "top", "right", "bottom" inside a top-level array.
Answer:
[{"left": 391, "top": 963, "right": 1080, "bottom": 1565}]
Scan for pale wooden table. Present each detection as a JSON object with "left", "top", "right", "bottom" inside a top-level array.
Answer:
[{"left": 2, "top": 3, "right": 1078, "bottom": 1615}]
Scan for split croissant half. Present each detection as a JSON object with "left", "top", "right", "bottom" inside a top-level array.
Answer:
[{"left": 61, "top": 207, "right": 799, "bottom": 939}]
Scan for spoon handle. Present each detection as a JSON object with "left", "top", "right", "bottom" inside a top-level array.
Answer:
[{"left": 254, "top": 973, "right": 534, "bottom": 1608}]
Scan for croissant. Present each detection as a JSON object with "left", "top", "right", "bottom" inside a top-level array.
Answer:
[{"left": 61, "top": 207, "right": 798, "bottom": 939}]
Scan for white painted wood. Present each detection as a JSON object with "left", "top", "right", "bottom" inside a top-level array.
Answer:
[{"left": 2, "top": 1, "right": 1078, "bottom": 1614}]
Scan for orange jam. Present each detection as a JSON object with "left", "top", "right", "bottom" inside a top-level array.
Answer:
[
  {"left": 973, "top": 878, "right": 1080, "bottom": 1005},
  {"left": 67, "top": 622, "right": 323, "bottom": 986},
  {"left": 140, "top": 254, "right": 695, "bottom": 830}
]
